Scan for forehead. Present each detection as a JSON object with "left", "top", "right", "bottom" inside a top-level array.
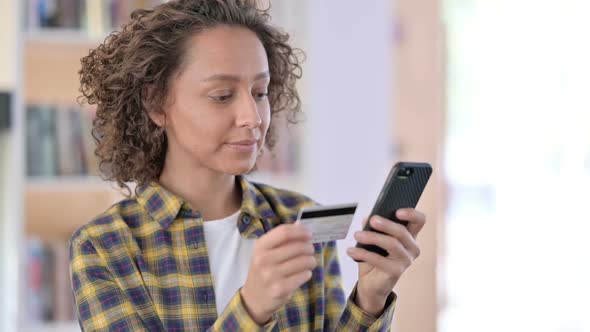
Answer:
[{"left": 180, "top": 25, "right": 269, "bottom": 79}]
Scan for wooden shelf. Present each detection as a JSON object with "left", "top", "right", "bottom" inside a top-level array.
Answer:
[
  {"left": 25, "top": 29, "right": 105, "bottom": 44},
  {"left": 27, "top": 176, "right": 117, "bottom": 191},
  {"left": 25, "top": 179, "right": 127, "bottom": 239},
  {"left": 22, "top": 321, "right": 79, "bottom": 332},
  {"left": 24, "top": 39, "right": 97, "bottom": 105},
  {"left": 23, "top": 174, "right": 302, "bottom": 239}
]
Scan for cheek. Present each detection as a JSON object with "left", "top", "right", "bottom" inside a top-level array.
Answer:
[
  {"left": 172, "top": 110, "right": 203, "bottom": 136},
  {"left": 261, "top": 106, "right": 272, "bottom": 132},
  {"left": 169, "top": 105, "right": 227, "bottom": 147}
]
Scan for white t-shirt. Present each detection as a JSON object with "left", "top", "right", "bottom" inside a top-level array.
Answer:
[{"left": 202, "top": 210, "right": 256, "bottom": 315}]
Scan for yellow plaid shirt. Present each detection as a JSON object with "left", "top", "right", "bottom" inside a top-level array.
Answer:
[{"left": 70, "top": 175, "right": 396, "bottom": 331}]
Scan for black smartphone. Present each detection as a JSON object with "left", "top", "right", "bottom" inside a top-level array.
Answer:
[{"left": 354, "top": 162, "right": 432, "bottom": 260}]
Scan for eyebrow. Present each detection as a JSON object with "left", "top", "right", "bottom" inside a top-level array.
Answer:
[{"left": 201, "top": 71, "right": 270, "bottom": 83}]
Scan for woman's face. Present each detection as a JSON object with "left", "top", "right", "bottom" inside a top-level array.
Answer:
[{"left": 155, "top": 25, "right": 271, "bottom": 175}]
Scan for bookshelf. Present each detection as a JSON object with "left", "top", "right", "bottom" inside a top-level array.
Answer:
[
  {"left": 25, "top": 182, "right": 122, "bottom": 238},
  {"left": 19, "top": 3, "right": 131, "bottom": 324},
  {"left": 24, "top": 39, "right": 94, "bottom": 104},
  {"left": 21, "top": 321, "right": 81, "bottom": 332},
  {"left": 18, "top": 0, "right": 123, "bottom": 326}
]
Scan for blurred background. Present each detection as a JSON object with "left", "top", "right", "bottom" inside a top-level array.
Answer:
[{"left": 1, "top": 0, "right": 589, "bottom": 331}]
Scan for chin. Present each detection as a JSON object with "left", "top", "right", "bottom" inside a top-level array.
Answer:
[
  {"left": 215, "top": 146, "right": 261, "bottom": 175},
  {"left": 222, "top": 159, "right": 257, "bottom": 175}
]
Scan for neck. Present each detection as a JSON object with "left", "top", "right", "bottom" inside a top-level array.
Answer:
[{"left": 158, "top": 147, "right": 242, "bottom": 221}]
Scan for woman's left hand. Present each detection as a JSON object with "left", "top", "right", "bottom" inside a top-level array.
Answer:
[{"left": 346, "top": 208, "right": 426, "bottom": 316}]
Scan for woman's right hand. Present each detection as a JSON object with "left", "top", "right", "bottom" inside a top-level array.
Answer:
[{"left": 240, "top": 224, "right": 317, "bottom": 325}]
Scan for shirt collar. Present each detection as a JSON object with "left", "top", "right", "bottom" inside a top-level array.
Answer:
[
  {"left": 135, "top": 180, "right": 183, "bottom": 230},
  {"left": 135, "top": 175, "right": 279, "bottom": 237}
]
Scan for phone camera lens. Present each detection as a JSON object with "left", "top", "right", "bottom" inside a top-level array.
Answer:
[{"left": 397, "top": 167, "right": 414, "bottom": 177}]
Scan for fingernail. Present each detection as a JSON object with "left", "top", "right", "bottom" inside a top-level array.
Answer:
[
  {"left": 354, "top": 231, "right": 362, "bottom": 238},
  {"left": 347, "top": 248, "right": 356, "bottom": 255},
  {"left": 373, "top": 217, "right": 384, "bottom": 225}
]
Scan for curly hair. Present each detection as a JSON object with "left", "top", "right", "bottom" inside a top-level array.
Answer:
[{"left": 78, "top": 0, "right": 304, "bottom": 195}]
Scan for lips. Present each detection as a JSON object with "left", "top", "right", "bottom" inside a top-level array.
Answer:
[
  {"left": 227, "top": 139, "right": 257, "bottom": 145},
  {"left": 226, "top": 139, "right": 258, "bottom": 153}
]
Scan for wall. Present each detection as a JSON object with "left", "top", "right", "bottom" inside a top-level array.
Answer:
[
  {"left": 277, "top": 2, "right": 445, "bottom": 331},
  {"left": 0, "top": 1, "right": 22, "bottom": 332},
  {"left": 392, "top": 0, "right": 446, "bottom": 331},
  {"left": 0, "top": 0, "right": 16, "bottom": 90},
  {"left": 301, "top": 0, "right": 394, "bottom": 295}
]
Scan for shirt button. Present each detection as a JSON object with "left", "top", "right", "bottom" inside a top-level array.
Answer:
[
  {"left": 200, "top": 289, "right": 211, "bottom": 301},
  {"left": 241, "top": 215, "right": 252, "bottom": 225}
]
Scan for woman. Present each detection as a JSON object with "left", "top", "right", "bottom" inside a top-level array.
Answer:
[{"left": 70, "top": 0, "right": 427, "bottom": 331}]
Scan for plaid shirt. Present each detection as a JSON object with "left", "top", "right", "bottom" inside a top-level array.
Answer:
[{"left": 70, "top": 175, "right": 396, "bottom": 331}]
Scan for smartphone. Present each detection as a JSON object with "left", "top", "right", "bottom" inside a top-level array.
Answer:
[{"left": 355, "top": 162, "right": 432, "bottom": 260}]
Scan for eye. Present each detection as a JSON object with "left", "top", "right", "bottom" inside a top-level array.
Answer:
[
  {"left": 210, "top": 93, "right": 233, "bottom": 103},
  {"left": 253, "top": 91, "right": 268, "bottom": 100}
]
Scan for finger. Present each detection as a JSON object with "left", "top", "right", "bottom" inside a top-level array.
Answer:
[
  {"left": 396, "top": 208, "right": 426, "bottom": 239},
  {"left": 354, "top": 230, "right": 418, "bottom": 261},
  {"left": 268, "top": 241, "right": 315, "bottom": 264},
  {"left": 347, "top": 247, "right": 404, "bottom": 277},
  {"left": 276, "top": 254, "right": 317, "bottom": 277},
  {"left": 368, "top": 216, "right": 418, "bottom": 253},
  {"left": 260, "top": 224, "right": 312, "bottom": 249}
]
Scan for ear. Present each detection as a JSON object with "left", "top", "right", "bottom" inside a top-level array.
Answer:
[
  {"left": 148, "top": 109, "right": 166, "bottom": 128},
  {"left": 143, "top": 84, "right": 167, "bottom": 127}
]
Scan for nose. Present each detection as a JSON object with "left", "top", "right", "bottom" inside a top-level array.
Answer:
[{"left": 236, "top": 92, "right": 262, "bottom": 129}]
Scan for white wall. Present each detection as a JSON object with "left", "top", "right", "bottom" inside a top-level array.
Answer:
[
  {"left": 262, "top": 0, "right": 395, "bottom": 300},
  {"left": 0, "top": 1, "right": 23, "bottom": 331},
  {"left": 0, "top": 0, "right": 17, "bottom": 90},
  {"left": 0, "top": 131, "right": 13, "bottom": 332},
  {"left": 301, "top": 0, "right": 394, "bottom": 295}
]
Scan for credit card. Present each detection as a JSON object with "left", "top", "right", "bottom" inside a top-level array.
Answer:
[{"left": 296, "top": 203, "right": 358, "bottom": 243}]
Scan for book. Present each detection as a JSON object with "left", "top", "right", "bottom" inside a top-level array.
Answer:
[
  {"left": 25, "top": 238, "right": 45, "bottom": 322},
  {"left": 38, "top": 0, "right": 60, "bottom": 28},
  {"left": 39, "top": 105, "right": 58, "bottom": 176},
  {"left": 80, "top": 108, "right": 99, "bottom": 176},
  {"left": 67, "top": 107, "right": 87, "bottom": 175},
  {"left": 48, "top": 240, "right": 75, "bottom": 321},
  {"left": 25, "top": 238, "right": 75, "bottom": 324},
  {"left": 57, "top": 0, "right": 84, "bottom": 29},
  {"left": 27, "top": 0, "right": 169, "bottom": 35},
  {"left": 29, "top": 104, "right": 98, "bottom": 177},
  {"left": 26, "top": 104, "right": 58, "bottom": 177},
  {"left": 26, "top": 105, "right": 42, "bottom": 176},
  {"left": 25, "top": 238, "right": 56, "bottom": 322},
  {"left": 55, "top": 106, "right": 77, "bottom": 175}
]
